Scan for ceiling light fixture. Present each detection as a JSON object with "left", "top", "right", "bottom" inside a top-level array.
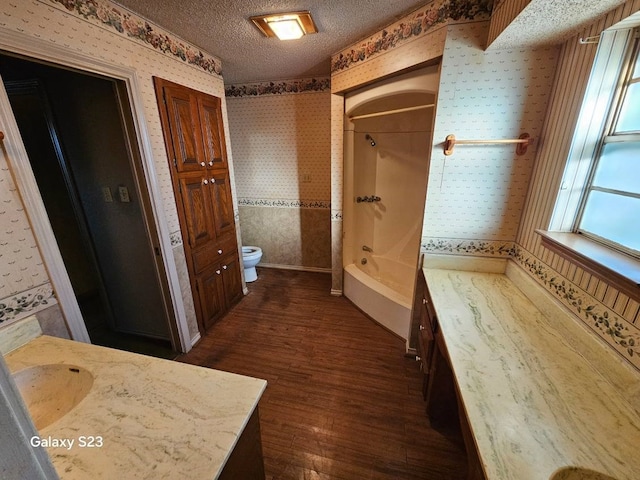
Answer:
[{"left": 250, "top": 11, "right": 318, "bottom": 41}]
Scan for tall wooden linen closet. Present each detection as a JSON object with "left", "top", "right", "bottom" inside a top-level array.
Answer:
[{"left": 154, "top": 77, "right": 242, "bottom": 334}]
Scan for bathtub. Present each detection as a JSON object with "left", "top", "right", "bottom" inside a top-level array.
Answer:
[{"left": 343, "top": 259, "right": 415, "bottom": 345}]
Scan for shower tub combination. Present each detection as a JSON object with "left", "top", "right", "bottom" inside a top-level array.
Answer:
[{"left": 342, "top": 66, "right": 439, "bottom": 347}]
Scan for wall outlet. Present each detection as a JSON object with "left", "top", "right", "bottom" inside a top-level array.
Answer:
[
  {"left": 301, "top": 173, "right": 312, "bottom": 183},
  {"left": 102, "top": 187, "right": 113, "bottom": 203},
  {"left": 118, "top": 186, "right": 130, "bottom": 203}
]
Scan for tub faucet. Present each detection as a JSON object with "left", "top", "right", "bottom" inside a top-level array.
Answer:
[{"left": 362, "top": 245, "right": 373, "bottom": 252}]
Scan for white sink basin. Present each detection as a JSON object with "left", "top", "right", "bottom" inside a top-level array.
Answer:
[
  {"left": 550, "top": 466, "right": 618, "bottom": 480},
  {"left": 12, "top": 364, "right": 94, "bottom": 430}
]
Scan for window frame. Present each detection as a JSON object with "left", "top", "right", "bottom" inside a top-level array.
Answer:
[
  {"left": 574, "top": 31, "right": 640, "bottom": 259},
  {"left": 540, "top": 27, "right": 640, "bottom": 299}
]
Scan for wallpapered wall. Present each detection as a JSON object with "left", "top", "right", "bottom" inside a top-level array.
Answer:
[
  {"left": 0, "top": 0, "right": 233, "bottom": 342},
  {"left": 226, "top": 84, "right": 332, "bottom": 270},
  {"left": 423, "top": 21, "right": 558, "bottom": 253},
  {"left": 513, "top": 0, "right": 640, "bottom": 370},
  {"left": 330, "top": 0, "right": 640, "bottom": 371}
]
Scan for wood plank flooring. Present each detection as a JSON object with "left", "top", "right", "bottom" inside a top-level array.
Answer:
[{"left": 177, "top": 267, "right": 468, "bottom": 479}]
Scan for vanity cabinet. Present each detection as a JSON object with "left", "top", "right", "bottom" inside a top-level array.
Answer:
[
  {"left": 412, "top": 269, "right": 437, "bottom": 397},
  {"left": 416, "top": 271, "right": 486, "bottom": 480},
  {"left": 154, "top": 77, "right": 241, "bottom": 334}
]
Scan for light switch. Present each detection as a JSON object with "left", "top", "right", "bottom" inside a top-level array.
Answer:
[
  {"left": 118, "top": 186, "right": 130, "bottom": 203},
  {"left": 102, "top": 187, "right": 113, "bottom": 203}
]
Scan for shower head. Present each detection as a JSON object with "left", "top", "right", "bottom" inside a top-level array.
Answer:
[{"left": 365, "top": 134, "right": 376, "bottom": 147}]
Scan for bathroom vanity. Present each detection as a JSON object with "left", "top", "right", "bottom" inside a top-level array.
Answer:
[
  {"left": 5, "top": 336, "right": 267, "bottom": 479},
  {"left": 416, "top": 261, "right": 640, "bottom": 480}
]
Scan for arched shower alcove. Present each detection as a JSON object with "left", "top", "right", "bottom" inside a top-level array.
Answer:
[{"left": 342, "top": 65, "right": 440, "bottom": 347}]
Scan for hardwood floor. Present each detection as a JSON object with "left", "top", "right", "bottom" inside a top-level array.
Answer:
[{"left": 177, "top": 267, "right": 468, "bottom": 479}]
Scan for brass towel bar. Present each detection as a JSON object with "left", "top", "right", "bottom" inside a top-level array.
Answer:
[{"left": 443, "top": 133, "right": 532, "bottom": 156}]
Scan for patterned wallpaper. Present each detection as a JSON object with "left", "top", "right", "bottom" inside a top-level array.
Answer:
[
  {"left": 422, "top": 21, "right": 559, "bottom": 244},
  {"left": 0, "top": 165, "right": 50, "bottom": 304},
  {"left": 511, "top": 0, "right": 640, "bottom": 371},
  {"left": 46, "top": 0, "right": 222, "bottom": 76},
  {"left": 227, "top": 91, "right": 331, "bottom": 205},
  {"left": 0, "top": 0, "right": 227, "bottom": 335},
  {"left": 226, "top": 86, "right": 331, "bottom": 269}
]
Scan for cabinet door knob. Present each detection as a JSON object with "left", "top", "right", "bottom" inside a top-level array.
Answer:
[
  {"left": 217, "top": 249, "right": 223, "bottom": 254},
  {"left": 215, "top": 269, "right": 221, "bottom": 275},
  {"left": 422, "top": 298, "right": 428, "bottom": 305},
  {"left": 419, "top": 325, "right": 425, "bottom": 331},
  {"left": 415, "top": 355, "right": 421, "bottom": 362},
  {"left": 222, "top": 265, "right": 228, "bottom": 270},
  {"left": 208, "top": 161, "right": 213, "bottom": 166},
  {"left": 200, "top": 162, "right": 206, "bottom": 167},
  {"left": 203, "top": 179, "right": 209, "bottom": 185},
  {"left": 210, "top": 178, "right": 216, "bottom": 184}
]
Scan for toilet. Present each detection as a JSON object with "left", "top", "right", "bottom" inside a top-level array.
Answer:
[{"left": 241, "top": 246, "right": 262, "bottom": 282}]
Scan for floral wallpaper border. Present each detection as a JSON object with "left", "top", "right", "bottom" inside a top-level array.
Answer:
[
  {"left": 238, "top": 198, "right": 330, "bottom": 209},
  {"left": 170, "top": 231, "right": 183, "bottom": 247},
  {"left": 512, "top": 245, "right": 640, "bottom": 368},
  {"left": 45, "top": 0, "right": 223, "bottom": 76},
  {"left": 331, "top": 0, "right": 493, "bottom": 74},
  {"left": 225, "top": 78, "right": 331, "bottom": 97},
  {"left": 0, "top": 283, "right": 56, "bottom": 325},
  {"left": 421, "top": 237, "right": 515, "bottom": 257},
  {"left": 422, "top": 236, "right": 640, "bottom": 367}
]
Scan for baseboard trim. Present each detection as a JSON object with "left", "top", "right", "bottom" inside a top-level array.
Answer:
[
  {"left": 190, "top": 332, "right": 202, "bottom": 348},
  {"left": 258, "top": 263, "right": 332, "bottom": 274}
]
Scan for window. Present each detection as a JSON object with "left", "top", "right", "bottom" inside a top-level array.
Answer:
[
  {"left": 540, "top": 27, "right": 640, "bottom": 299},
  {"left": 576, "top": 34, "right": 640, "bottom": 258}
]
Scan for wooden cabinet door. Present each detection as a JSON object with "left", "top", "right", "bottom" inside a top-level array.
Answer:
[
  {"left": 177, "top": 173, "right": 216, "bottom": 250},
  {"left": 210, "top": 171, "right": 236, "bottom": 238},
  {"left": 221, "top": 254, "right": 243, "bottom": 306},
  {"left": 196, "top": 265, "right": 226, "bottom": 330},
  {"left": 154, "top": 77, "right": 242, "bottom": 335},
  {"left": 198, "top": 95, "right": 228, "bottom": 171},
  {"left": 161, "top": 84, "right": 205, "bottom": 173}
]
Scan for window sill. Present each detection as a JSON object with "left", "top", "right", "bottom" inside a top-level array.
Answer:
[{"left": 536, "top": 230, "right": 640, "bottom": 300}]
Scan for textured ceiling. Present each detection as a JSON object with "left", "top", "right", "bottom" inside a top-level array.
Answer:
[
  {"left": 113, "top": 0, "right": 631, "bottom": 85},
  {"left": 489, "top": 0, "right": 629, "bottom": 49},
  {"left": 113, "top": 0, "right": 426, "bottom": 84}
]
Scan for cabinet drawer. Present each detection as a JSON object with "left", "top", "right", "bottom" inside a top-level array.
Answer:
[{"left": 192, "top": 234, "right": 237, "bottom": 274}]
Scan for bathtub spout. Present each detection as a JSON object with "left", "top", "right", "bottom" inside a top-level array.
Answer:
[{"left": 362, "top": 245, "right": 373, "bottom": 252}]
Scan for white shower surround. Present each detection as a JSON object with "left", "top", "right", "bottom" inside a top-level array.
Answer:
[{"left": 343, "top": 66, "right": 440, "bottom": 347}]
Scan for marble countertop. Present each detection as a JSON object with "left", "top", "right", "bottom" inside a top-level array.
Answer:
[
  {"left": 423, "top": 267, "right": 640, "bottom": 480},
  {"left": 4, "top": 336, "right": 267, "bottom": 479}
]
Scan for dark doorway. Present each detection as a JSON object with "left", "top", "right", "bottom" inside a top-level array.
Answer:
[{"left": 0, "top": 53, "right": 176, "bottom": 359}]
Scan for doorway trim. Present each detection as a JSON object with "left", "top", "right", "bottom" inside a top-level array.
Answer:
[{"left": 0, "top": 29, "right": 192, "bottom": 352}]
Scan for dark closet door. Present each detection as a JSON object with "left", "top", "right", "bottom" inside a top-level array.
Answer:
[
  {"left": 177, "top": 173, "right": 217, "bottom": 250},
  {"left": 163, "top": 85, "right": 204, "bottom": 173},
  {"left": 210, "top": 171, "right": 235, "bottom": 238},
  {"left": 198, "top": 94, "right": 228, "bottom": 171},
  {"left": 154, "top": 77, "right": 241, "bottom": 334}
]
